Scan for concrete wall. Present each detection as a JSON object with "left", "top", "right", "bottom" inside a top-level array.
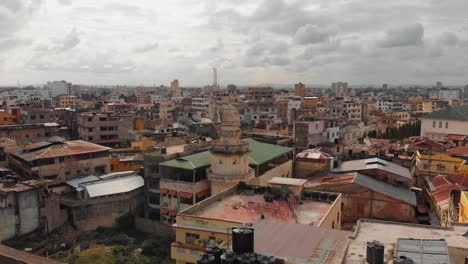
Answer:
[
  {"left": 421, "top": 119, "right": 468, "bottom": 140},
  {"left": 318, "top": 194, "right": 342, "bottom": 230},
  {"left": 0, "top": 189, "right": 40, "bottom": 242},
  {"left": 250, "top": 160, "right": 292, "bottom": 186},
  {"left": 317, "top": 184, "right": 416, "bottom": 223},
  {"left": 295, "top": 159, "right": 330, "bottom": 179}
]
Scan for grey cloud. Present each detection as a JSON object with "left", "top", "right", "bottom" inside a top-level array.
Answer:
[
  {"left": 378, "top": 23, "right": 424, "bottom": 48},
  {"left": 105, "top": 3, "right": 145, "bottom": 16},
  {"left": 61, "top": 28, "right": 80, "bottom": 51},
  {"left": 0, "top": 0, "right": 43, "bottom": 39},
  {"left": 0, "top": 38, "right": 32, "bottom": 51},
  {"left": 58, "top": 0, "right": 72, "bottom": 6},
  {"left": 134, "top": 42, "right": 159, "bottom": 53},
  {"left": 438, "top": 32, "right": 459, "bottom": 46},
  {"left": 294, "top": 24, "right": 336, "bottom": 45}
]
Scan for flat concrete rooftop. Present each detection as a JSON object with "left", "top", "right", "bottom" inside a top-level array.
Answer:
[
  {"left": 192, "top": 191, "right": 333, "bottom": 226},
  {"left": 345, "top": 219, "right": 468, "bottom": 264}
]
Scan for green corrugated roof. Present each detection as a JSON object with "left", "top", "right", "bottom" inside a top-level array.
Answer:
[
  {"left": 422, "top": 105, "right": 468, "bottom": 121},
  {"left": 159, "top": 138, "right": 293, "bottom": 170},
  {"left": 244, "top": 138, "right": 293, "bottom": 165},
  {"left": 159, "top": 151, "right": 213, "bottom": 170}
]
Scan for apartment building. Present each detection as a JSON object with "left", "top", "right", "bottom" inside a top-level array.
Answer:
[
  {"left": 191, "top": 97, "right": 210, "bottom": 116},
  {"left": 58, "top": 95, "right": 77, "bottom": 109},
  {"left": 420, "top": 105, "right": 468, "bottom": 141},
  {"left": 8, "top": 137, "right": 110, "bottom": 183},
  {"left": 0, "top": 123, "right": 66, "bottom": 145},
  {"left": 438, "top": 89, "right": 461, "bottom": 102},
  {"left": 245, "top": 87, "right": 274, "bottom": 101},
  {"left": 77, "top": 113, "right": 133, "bottom": 145}
]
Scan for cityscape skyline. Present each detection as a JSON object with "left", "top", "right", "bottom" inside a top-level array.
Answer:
[{"left": 1, "top": 0, "right": 468, "bottom": 86}]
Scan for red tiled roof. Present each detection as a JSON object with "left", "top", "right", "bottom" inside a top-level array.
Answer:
[
  {"left": 447, "top": 146, "right": 468, "bottom": 156},
  {"left": 448, "top": 134, "right": 468, "bottom": 141},
  {"left": 427, "top": 174, "right": 468, "bottom": 206},
  {"left": 408, "top": 138, "right": 443, "bottom": 152}
]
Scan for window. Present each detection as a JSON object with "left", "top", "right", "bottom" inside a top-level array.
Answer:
[
  {"left": 445, "top": 122, "right": 448, "bottom": 129},
  {"left": 185, "top": 233, "right": 200, "bottom": 245},
  {"left": 433, "top": 121, "right": 436, "bottom": 127},
  {"left": 59, "top": 157, "right": 65, "bottom": 163},
  {"left": 439, "top": 121, "right": 442, "bottom": 128},
  {"left": 88, "top": 128, "right": 93, "bottom": 132},
  {"left": 88, "top": 118, "right": 92, "bottom": 122},
  {"left": 39, "top": 115, "right": 44, "bottom": 119}
]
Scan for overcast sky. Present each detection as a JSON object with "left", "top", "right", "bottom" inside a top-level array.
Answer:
[{"left": 1, "top": 0, "right": 468, "bottom": 86}]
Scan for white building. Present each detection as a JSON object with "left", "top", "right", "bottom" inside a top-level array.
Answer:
[
  {"left": 47, "top": 81, "right": 72, "bottom": 97},
  {"left": 287, "top": 100, "right": 302, "bottom": 124},
  {"left": 420, "top": 105, "right": 468, "bottom": 142},
  {"left": 191, "top": 97, "right": 210, "bottom": 116},
  {"left": 438, "top": 89, "right": 461, "bottom": 102},
  {"left": 376, "top": 99, "right": 403, "bottom": 111}
]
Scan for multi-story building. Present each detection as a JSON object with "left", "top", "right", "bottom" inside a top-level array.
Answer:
[
  {"left": 438, "top": 89, "right": 460, "bottom": 102},
  {"left": 77, "top": 113, "right": 133, "bottom": 145},
  {"left": 191, "top": 97, "right": 210, "bottom": 117},
  {"left": 171, "top": 79, "right": 180, "bottom": 95},
  {"left": 245, "top": 87, "right": 273, "bottom": 101},
  {"left": 160, "top": 99, "right": 175, "bottom": 121},
  {"left": 417, "top": 100, "right": 437, "bottom": 112},
  {"left": 58, "top": 95, "right": 76, "bottom": 109},
  {"left": 0, "top": 107, "right": 21, "bottom": 125},
  {"left": 0, "top": 123, "right": 66, "bottom": 145},
  {"left": 294, "top": 82, "right": 306, "bottom": 97},
  {"left": 411, "top": 150, "right": 464, "bottom": 187},
  {"left": 420, "top": 105, "right": 468, "bottom": 141},
  {"left": 8, "top": 137, "right": 110, "bottom": 183},
  {"left": 274, "top": 99, "right": 289, "bottom": 124},
  {"left": 171, "top": 180, "right": 345, "bottom": 264},
  {"left": 47, "top": 80, "right": 72, "bottom": 97},
  {"left": 293, "top": 119, "right": 325, "bottom": 150},
  {"left": 332, "top": 81, "right": 348, "bottom": 96},
  {"left": 287, "top": 100, "right": 301, "bottom": 124},
  {"left": 376, "top": 98, "right": 403, "bottom": 111}
]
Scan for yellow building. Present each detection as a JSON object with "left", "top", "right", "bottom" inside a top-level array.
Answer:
[
  {"left": 458, "top": 191, "right": 468, "bottom": 223},
  {"left": 171, "top": 180, "right": 345, "bottom": 264},
  {"left": 110, "top": 138, "right": 155, "bottom": 153},
  {"left": 110, "top": 154, "right": 144, "bottom": 173},
  {"left": 411, "top": 150, "right": 465, "bottom": 186},
  {"left": 58, "top": 95, "right": 77, "bottom": 109}
]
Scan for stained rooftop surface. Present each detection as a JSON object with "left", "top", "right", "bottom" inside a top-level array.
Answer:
[
  {"left": 253, "top": 219, "right": 351, "bottom": 264},
  {"left": 193, "top": 192, "right": 333, "bottom": 226},
  {"left": 345, "top": 220, "right": 468, "bottom": 264}
]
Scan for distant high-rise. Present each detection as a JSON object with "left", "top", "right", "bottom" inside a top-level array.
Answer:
[
  {"left": 171, "top": 79, "right": 180, "bottom": 96},
  {"left": 295, "top": 82, "right": 306, "bottom": 97},
  {"left": 47, "top": 80, "right": 72, "bottom": 97},
  {"left": 436, "top": 81, "right": 442, "bottom": 89},
  {"left": 464, "top": 85, "right": 468, "bottom": 100},
  {"left": 212, "top": 68, "right": 219, "bottom": 93},
  {"left": 382, "top": 84, "right": 388, "bottom": 89},
  {"left": 333, "top": 81, "right": 348, "bottom": 96},
  {"left": 227, "top": 84, "right": 238, "bottom": 95}
]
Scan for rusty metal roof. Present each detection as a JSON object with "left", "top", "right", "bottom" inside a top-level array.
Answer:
[{"left": 14, "top": 140, "right": 111, "bottom": 161}]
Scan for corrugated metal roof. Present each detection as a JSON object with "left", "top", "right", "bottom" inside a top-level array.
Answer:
[
  {"left": 66, "top": 175, "right": 100, "bottom": 189},
  {"left": 332, "top": 158, "right": 413, "bottom": 180},
  {"left": 244, "top": 138, "right": 293, "bottom": 165},
  {"left": 82, "top": 175, "right": 144, "bottom": 198},
  {"left": 354, "top": 173, "right": 417, "bottom": 206},
  {"left": 422, "top": 105, "right": 468, "bottom": 121},
  {"left": 159, "top": 138, "right": 293, "bottom": 170},
  {"left": 14, "top": 140, "right": 111, "bottom": 161}
]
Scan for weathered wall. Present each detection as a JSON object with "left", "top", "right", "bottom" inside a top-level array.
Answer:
[
  {"left": 307, "top": 184, "right": 417, "bottom": 224},
  {"left": 318, "top": 194, "right": 342, "bottom": 230},
  {"left": 44, "top": 195, "right": 67, "bottom": 233},
  {"left": 250, "top": 160, "right": 292, "bottom": 186},
  {"left": 295, "top": 159, "right": 330, "bottom": 179},
  {"left": 0, "top": 189, "right": 41, "bottom": 242}
]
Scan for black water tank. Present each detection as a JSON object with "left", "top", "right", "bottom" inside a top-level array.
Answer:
[
  {"left": 232, "top": 227, "right": 254, "bottom": 254},
  {"left": 319, "top": 192, "right": 329, "bottom": 201},
  {"left": 198, "top": 254, "right": 216, "bottom": 264},
  {"left": 256, "top": 254, "right": 275, "bottom": 264},
  {"left": 221, "top": 251, "right": 237, "bottom": 264},
  {"left": 237, "top": 253, "right": 257, "bottom": 264},
  {"left": 206, "top": 245, "right": 224, "bottom": 264},
  {"left": 366, "top": 241, "right": 384, "bottom": 264}
]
